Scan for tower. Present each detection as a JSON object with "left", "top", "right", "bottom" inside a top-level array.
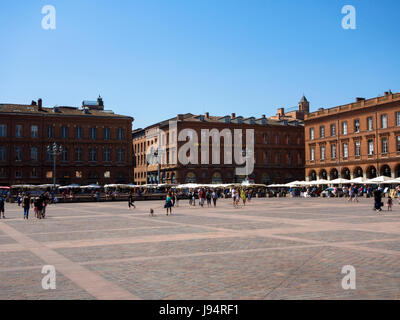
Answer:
[{"left": 298, "top": 95, "right": 309, "bottom": 114}]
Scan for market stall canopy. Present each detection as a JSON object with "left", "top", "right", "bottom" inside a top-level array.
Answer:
[
  {"left": 58, "top": 184, "right": 80, "bottom": 189},
  {"left": 329, "top": 178, "right": 350, "bottom": 184},
  {"left": 348, "top": 177, "right": 368, "bottom": 184},
  {"left": 11, "top": 185, "right": 37, "bottom": 189},
  {"left": 366, "top": 176, "right": 396, "bottom": 184},
  {"left": 80, "top": 184, "right": 102, "bottom": 189},
  {"left": 0, "top": 186, "right": 10, "bottom": 189},
  {"left": 308, "top": 179, "right": 330, "bottom": 186}
]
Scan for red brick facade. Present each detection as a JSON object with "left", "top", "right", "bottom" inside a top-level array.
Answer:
[
  {"left": 0, "top": 98, "right": 133, "bottom": 186},
  {"left": 304, "top": 91, "right": 400, "bottom": 181},
  {"left": 133, "top": 111, "right": 305, "bottom": 185}
]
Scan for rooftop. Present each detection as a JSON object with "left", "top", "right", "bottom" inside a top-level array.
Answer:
[{"left": 305, "top": 91, "right": 400, "bottom": 121}]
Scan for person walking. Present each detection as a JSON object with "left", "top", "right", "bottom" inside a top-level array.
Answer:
[
  {"left": 0, "top": 195, "right": 5, "bottom": 219},
  {"left": 211, "top": 189, "right": 218, "bottom": 208},
  {"left": 240, "top": 189, "right": 247, "bottom": 206},
  {"left": 374, "top": 187, "right": 383, "bottom": 213},
  {"left": 165, "top": 192, "right": 173, "bottom": 216},
  {"left": 22, "top": 194, "right": 30, "bottom": 219},
  {"left": 36, "top": 196, "right": 44, "bottom": 219},
  {"left": 128, "top": 192, "right": 135, "bottom": 209},
  {"left": 206, "top": 189, "right": 212, "bottom": 207},
  {"left": 387, "top": 196, "right": 393, "bottom": 211}
]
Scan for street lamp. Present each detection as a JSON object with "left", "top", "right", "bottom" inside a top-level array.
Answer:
[
  {"left": 153, "top": 149, "right": 161, "bottom": 185},
  {"left": 47, "top": 142, "right": 63, "bottom": 190}
]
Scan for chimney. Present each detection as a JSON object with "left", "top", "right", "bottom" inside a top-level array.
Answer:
[
  {"left": 31, "top": 100, "right": 37, "bottom": 106},
  {"left": 356, "top": 97, "right": 365, "bottom": 102},
  {"left": 262, "top": 114, "right": 266, "bottom": 119},
  {"left": 177, "top": 114, "right": 184, "bottom": 121},
  {"left": 277, "top": 108, "right": 285, "bottom": 117},
  {"left": 38, "top": 98, "right": 43, "bottom": 110},
  {"left": 231, "top": 113, "right": 236, "bottom": 119},
  {"left": 205, "top": 112, "right": 209, "bottom": 119}
]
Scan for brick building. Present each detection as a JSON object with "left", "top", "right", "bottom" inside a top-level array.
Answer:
[
  {"left": 133, "top": 103, "right": 306, "bottom": 185},
  {"left": 304, "top": 91, "right": 400, "bottom": 181},
  {"left": 0, "top": 97, "right": 134, "bottom": 186}
]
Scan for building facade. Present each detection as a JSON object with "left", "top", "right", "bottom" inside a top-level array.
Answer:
[
  {"left": 0, "top": 97, "right": 134, "bottom": 186},
  {"left": 304, "top": 91, "right": 400, "bottom": 181},
  {"left": 133, "top": 100, "right": 306, "bottom": 185}
]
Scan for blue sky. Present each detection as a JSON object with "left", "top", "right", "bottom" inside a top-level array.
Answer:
[{"left": 0, "top": 0, "right": 399, "bottom": 128}]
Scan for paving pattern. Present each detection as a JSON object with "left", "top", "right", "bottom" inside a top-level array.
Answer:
[{"left": 0, "top": 197, "right": 399, "bottom": 300}]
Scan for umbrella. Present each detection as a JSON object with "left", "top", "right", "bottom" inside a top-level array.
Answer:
[
  {"left": 367, "top": 176, "right": 396, "bottom": 184},
  {"left": 329, "top": 178, "right": 350, "bottom": 184},
  {"left": 348, "top": 177, "right": 367, "bottom": 184}
]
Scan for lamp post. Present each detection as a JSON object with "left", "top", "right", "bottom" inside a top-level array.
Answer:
[{"left": 47, "top": 142, "right": 63, "bottom": 191}]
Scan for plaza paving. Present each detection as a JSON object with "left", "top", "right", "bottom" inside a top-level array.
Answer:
[{"left": 0, "top": 197, "right": 399, "bottom": 300}]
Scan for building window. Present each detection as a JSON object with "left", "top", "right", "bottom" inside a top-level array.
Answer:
[
  {"left": 0, "top": 124, "right": 6, "bottom": 137},
  {"left": 104, "top": 171, "right": 111, "bottom": 178},
  {"left": 30, "top": 147, "right": 38, "bottom": 161},
  {"left": 285, "top": 134, "right": 290, "bottom": 145},
  {"left": 397, "top": 136, "right": 400, "bottom": 152},
  {"left": 15, "top": 170, "right": 22, "bottom": 178},
  {"left": 320, "top": 145, "right": 325, "bottom": 160},
  {"left": 382, "top": 138, "right": 388, "bottom": 154},
  {"left": 46, "top": 149, "right": 53, "bottom": 161},
  {"left": 368, "top": 140, "right": 374, "bottom": 155},
  {"left": 381, "top": 114, "right": 388, "bottom": 129},
  {"left": 310, "top": 147, "right": 315, "bottom": 161},
  {"left": 104, "top": 128, "right": 111, "bottom": 140},
  {"left": 117, "top": 149, "right": 124, "bottom": 162},
  {"left": 31, "top": 168, "right": 38, "bottom": 178},
  {"left": 309, "top": 128, "right": 314, "bottom": 140},
  {"left": 62, "top": 148, "right": 68, "bottom": 161},
  {"left": 320, "top": 126, "right": 325, "bottom": 138},
  {"left": 275, "top": 152, "right": 280, "bottom": 164},
  {"left": 47, "top": 126, "right": 53, "bottom": 139},
  {"left": 275, "top": 134, "right": 280, "bottom": 144},
  {"left": 61, "top": 126, "right": 68, "bottom": 139},
  {"left": 0, "top": 147, "right": 6, "bottom": 161},
  {"left": 89, "top": 148, "right": 97, "bottom": 161},
  {"left": 15, "top": 147, "right": 22, "bottom": 161},
  {"left": 331, "top": 144, "right": 337, "bottom": 159},
  {"left": 75, "top": 148, "right": 82, "bottom": 161},
  {"left": 342, "top": 122, "right": 348, "bottom": 135},
  {"left": 354, "top": 119, "right": 360, "bottom": 133},
  {"left": 367, "top": 117, "right": 373, "bottom": 131},
  {"left": 117, "top": 128, "right": 124, "bottom": 140},
  {"left": 330, "top": 124, "right": 336, "bottom": 136},
  {"left": 343, "top": 143, "right": 348, "bottom": 159},
  {"left": 287, "top": 152, "right": 292, "bottom": 165},
  {"left": 396, "top": 112, "right": 400, "bottom": 127},
  {"left": 75, "top": 171, "right": 82, "bottom": 178},
  {"left": 104, "top": 148, "right": 111, "bottom": 162},
  {"left": 90, "top": 128, "right": 97, "bottom": 140},
  {"left": 31, "top": 125, "right": 38, "bottom": 138},
  {"left": 0, "top": 168, "right": 5, "bottom": 177},
  {"left": 15, "top": 125, "right": 23, "bottom": 138},
  {"left": 76, "top": 127, "right": 83, "bottom": 139},
  {"left": 355, "top": 141, "right": 361, "bottom": 157}
]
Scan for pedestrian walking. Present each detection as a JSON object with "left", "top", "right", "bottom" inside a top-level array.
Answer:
[
  {"left": 128, "top": 192, "right": 136, "bottom": 209},
  {"left": 0, "top": 195, "right": 5, "bottom": 219},
  {"left": 22, "top": 194, "right": 30, "bottom": 219},
  {"left": 387, "top": 196, "right": 393, "bottom": 211},
  {"left": 165, "top": 192, "right": 173, "bottom": 215},
  {"left": 374, "top": 187, "right": 383, "bottom": 213},
  {"left": 211, "top": 190, "right": 218, "bottom": 207}
]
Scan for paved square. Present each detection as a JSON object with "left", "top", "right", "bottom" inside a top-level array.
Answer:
[{"left": 0, "top": 197, "right": 399, "bottom": 299}]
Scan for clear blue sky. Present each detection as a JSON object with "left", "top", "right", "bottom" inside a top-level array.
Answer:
[{"left": 0, "top": 0, "right": 399, "bottom": 128}]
